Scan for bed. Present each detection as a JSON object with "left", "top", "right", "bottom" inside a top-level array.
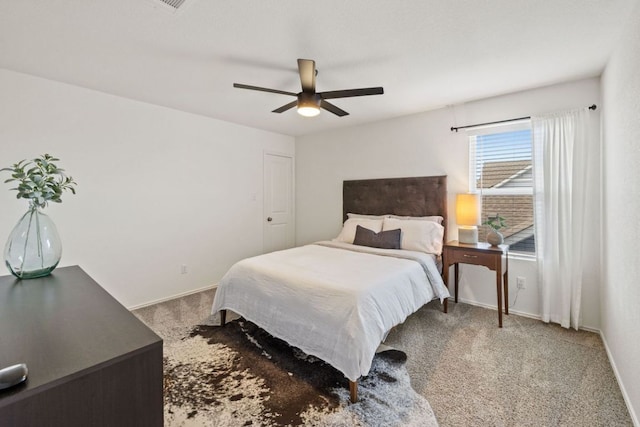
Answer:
[{"left": 211, "top": 175, "right": 450, "bottom": 402}]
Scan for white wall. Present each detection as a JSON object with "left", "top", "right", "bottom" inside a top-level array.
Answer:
[
  {"left": 0, "top": 69, "right": 294, "bottom": 308},
  {"left": 601, "top": 0, "right": 640, "bottom": 422},
  {"left": 296, "top": 77, "right": 601, "bottom": 328}
]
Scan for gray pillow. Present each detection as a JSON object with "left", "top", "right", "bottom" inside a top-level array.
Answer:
[{"left": 353, "top": 225, "right": 401, "bottom": 250}]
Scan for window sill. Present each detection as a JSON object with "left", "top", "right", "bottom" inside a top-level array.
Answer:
[{"left": 509, "top": 252, "right": 536, "bottom": 262}]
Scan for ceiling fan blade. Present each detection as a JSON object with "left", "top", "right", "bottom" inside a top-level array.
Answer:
[
  {"left": 297, "top": 59, "right": 316, "bottom": 93},
  {"left": 320, "top": 100, "right": 349, "bottom": 117},
  {"left": 233, "top": 83, "right": 297, "bottom": 97},
  {"left": 319, "top": 87, "right": 384, "bottom": 99},
  {"left": 272, "top": 100, "right": 298, "bottom": 113}
]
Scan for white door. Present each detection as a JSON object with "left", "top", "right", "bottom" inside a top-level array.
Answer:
[{"left": 264, "top": 152, "right": 294, "bottom": 253}]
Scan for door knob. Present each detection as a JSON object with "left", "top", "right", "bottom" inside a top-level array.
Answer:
[{"left": 267, "top": 217, "right": 273, "bottom": 222}]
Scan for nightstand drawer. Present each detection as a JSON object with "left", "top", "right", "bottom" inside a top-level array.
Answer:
[{"left": 447, "top": 248, "right": 497, "bottom": 268}]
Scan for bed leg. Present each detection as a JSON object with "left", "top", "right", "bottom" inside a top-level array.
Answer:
[
  {"left": 349, "top": 380, "right": 358, "bottom": 403},
  {"left": 443, "top": 298, "right": 448, "bottom": 313},
  {"left": 220, "top": 309, "right": 227, "bottom": 327}
]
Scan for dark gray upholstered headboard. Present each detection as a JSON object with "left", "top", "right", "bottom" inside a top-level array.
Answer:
[{"left": 343, "top": 175, "right": 448, "bottom": 239}]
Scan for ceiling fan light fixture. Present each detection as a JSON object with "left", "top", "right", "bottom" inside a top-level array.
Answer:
[
  {"left": 297, "top": 93, "right": 321, "bottom": 117},
  {"left": 297, "top": 105, "right": 320, "bottom": 117}
]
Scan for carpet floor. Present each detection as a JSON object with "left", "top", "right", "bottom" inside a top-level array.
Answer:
[{"left": 134, "top": 290, "right": 632, "bottom": 426}]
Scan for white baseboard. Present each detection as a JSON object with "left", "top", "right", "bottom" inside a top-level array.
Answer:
[
  {"left": 600, "top": 332, "right": 639, "bottom": 427},
  {"left": 127, "top": 283, "right": 218, "bottom": 311},
  {"left": 456, "top": 297, "right": 600, "bottom": 333},
  {"left": 457, "top": 297, "right": 541, "bottom": 322}
]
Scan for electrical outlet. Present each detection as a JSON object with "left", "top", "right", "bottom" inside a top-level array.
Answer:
[
  {"left": 180, "top": 264, "right": 188, "bottom": 274},
  {"left": 517, "top": 276, "right": 526, "bottom": 289}
]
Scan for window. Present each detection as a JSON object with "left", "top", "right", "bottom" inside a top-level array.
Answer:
[{"left": 468, "top": 121, "right": 535, "bottom": 254}]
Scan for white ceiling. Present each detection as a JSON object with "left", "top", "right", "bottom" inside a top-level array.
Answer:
[{"left": 0, "top": 0, "right": 636, "bottom": 136}]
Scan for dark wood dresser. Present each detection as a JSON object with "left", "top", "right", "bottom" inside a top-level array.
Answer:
[{"left": 0, "top": 266, "right": 163, "bottom": 426}]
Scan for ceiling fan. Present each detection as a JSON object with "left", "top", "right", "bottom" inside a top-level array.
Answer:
[{"left": 233, "top": 59, "right": 384, "bottom": 117}]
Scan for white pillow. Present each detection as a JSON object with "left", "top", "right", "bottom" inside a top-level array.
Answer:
[
  {"left": 349, "top": 213, "right": 443, "bottom": 225},
  {"left": 334, "top": 218, "right": 384, "bottom": 244},
  {"left": 387, "top": 214, "right": 444, "bottom": 225},
  {"left": 347, "top": 213, "right": 386, "bottom": 220},
  {"left": 382, "top": 217, "right": 445, "bottom": 254}
]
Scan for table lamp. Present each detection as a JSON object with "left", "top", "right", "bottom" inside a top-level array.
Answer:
[{"left": 456, "top": 193, "right": 481, "bottom": 244}]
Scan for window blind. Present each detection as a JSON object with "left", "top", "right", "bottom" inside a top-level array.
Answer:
[{"left": 468, "top": 121, "right": 535, "bottom": 254}]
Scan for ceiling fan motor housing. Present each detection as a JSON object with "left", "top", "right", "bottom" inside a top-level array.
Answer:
[{"left": 298, "top": 92, "right": 321, "bottom": 108}]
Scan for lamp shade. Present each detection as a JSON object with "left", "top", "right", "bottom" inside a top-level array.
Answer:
[{"left": 456, "top": 193, "right": 481, "bottom": 226}]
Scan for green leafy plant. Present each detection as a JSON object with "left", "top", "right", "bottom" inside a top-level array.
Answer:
[
  {"left": 1, "top": 154, "right": 77, "bottom": 208},
  {"left": 484, "top": 214, "right": 506, "bottom": 231}
]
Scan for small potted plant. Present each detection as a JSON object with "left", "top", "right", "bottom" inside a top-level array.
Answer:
[
  {"left": 1, "top": 154, "right": 77, "bottom": 279},
  {"left": 484, "top": 214, "right": 506, "bottom": 246}
]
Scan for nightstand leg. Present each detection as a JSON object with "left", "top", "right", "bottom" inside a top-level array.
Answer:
[
  {"left": 504, "top": 271, "right": 509, "bottom": 315},
  {"left": 454, "top": 263, "right": 459, "bottom": 303},
  {"left": 496, "top": 265, "right": 503, "bottom": 328},
  {"left": 442, "top": 260, "right": 449, "bottom": 313}
]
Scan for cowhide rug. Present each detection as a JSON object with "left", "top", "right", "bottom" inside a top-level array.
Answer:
[{"left": 163, "top": 318, "right": 438, "bottom": 426}]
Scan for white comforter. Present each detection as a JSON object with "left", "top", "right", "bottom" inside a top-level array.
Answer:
[{"left": 211, "top": 241, "right": 449, "bottom": 381}]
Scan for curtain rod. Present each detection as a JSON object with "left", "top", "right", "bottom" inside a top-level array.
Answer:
[{"left": 450, "top": 104, "right": 597, "bottom": 132}]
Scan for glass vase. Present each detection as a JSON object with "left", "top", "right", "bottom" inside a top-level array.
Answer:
[{"left": 4, "top": 204, "right": 62, "bottom": 279}]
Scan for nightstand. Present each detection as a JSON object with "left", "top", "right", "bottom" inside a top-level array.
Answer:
[{"left": 442, "top": 240, "right": 509, "bottom": 327}]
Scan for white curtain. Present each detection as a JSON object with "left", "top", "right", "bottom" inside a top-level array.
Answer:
[{"left": 532, "top": 108, "right": 592, "bottom": 330}]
